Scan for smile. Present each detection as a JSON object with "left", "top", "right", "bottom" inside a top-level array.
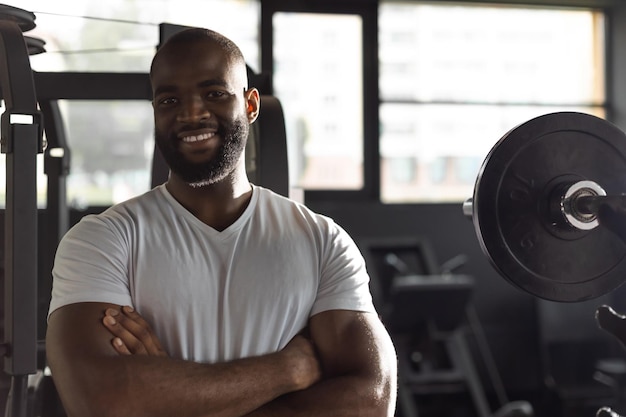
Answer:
[{"left": 182, "top": 132, "right": 215, "bottom": 143}]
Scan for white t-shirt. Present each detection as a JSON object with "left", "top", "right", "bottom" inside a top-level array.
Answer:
[{"left": 49, "top": 184, "right": 375, "bottom": 362}]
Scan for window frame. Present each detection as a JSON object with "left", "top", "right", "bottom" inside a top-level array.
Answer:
[{"left": 260, "top": 0, "right": 380, "bottom": 202}]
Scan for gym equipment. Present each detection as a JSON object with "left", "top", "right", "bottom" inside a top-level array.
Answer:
[
  {"left": 464, "top": 111, "right": 626, "bottom": 416},
  {"left": 0, "top": 4, "right": 44, "bottom": 417},
  {"left": 463, "top": 112, "right": 626, "bottom": 303},
  {"left": 360, "top": 237, "right": 533, "bottom": 417},
  {"left": 598, "top": 407, "right": 622, "bottom": 417}
]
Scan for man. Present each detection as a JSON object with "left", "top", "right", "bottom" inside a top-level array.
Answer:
[{"left": 46, "top": 28, "right": 397, "bottom": 417}]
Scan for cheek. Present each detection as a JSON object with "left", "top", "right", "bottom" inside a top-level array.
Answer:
[
  {"left": 223, "top": 98, "right": 248, "bottom": 118},
  {"left": 154, "top": 112, "right": 174, "bottom": 132}
]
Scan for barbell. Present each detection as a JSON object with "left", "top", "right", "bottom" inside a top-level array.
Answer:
[{"left": 463, "top": 111, "right": 626, "bottom": 303}]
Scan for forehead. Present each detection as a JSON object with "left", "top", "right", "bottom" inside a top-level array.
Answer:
[{"left": 151, "top": 40, "right": 246, "bottom": 92}]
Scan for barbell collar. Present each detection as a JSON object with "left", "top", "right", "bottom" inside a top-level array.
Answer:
[
  {"left": 463, "top": 198, "right": 473, "bottom": 218},
  {"left": 561, "top": 180, "right": 606, "bottom": 231}
]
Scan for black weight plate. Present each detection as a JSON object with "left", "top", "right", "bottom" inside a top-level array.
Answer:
[
  {"left": 473, "top": 112, "right": 626, "bottom": 302},
  {"left": 0, "top": 5, "right": 36, "bottom": 33},
  {"left": 25, "top": 36, "right": 45, "bottom": 56}
]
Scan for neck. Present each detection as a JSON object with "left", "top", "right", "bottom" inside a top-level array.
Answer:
[{"left": 165, "top": 165, "right": 253, "bottom": 231}]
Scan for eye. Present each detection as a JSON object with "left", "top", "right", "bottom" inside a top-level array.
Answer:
[
  {"left": 157, "top": 96, "right": 178, "bottom": 106},
  {"left": 205, "top": 90, "right": 230, "bottom": 100}
]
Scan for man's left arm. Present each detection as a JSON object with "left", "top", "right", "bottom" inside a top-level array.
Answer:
[
  {"left": 246, "top": 309, "right": 397, "bottom": 417},
  {"left": 105, "top": 307, "right": 397, "bottom": 416}
]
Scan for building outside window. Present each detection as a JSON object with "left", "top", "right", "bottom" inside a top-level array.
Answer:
[
  {"left": 272, "top": 12, "right": 364, "bottom": 191},
  {"left": 379, "top": 2, "right": 606, "bottom": 203}
]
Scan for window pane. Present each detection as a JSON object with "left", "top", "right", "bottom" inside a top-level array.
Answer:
[
  {"left": 273, "top": 12, "right": 363, "bottom": 190},
  {"left": 380, "top": 3, "right": 604, "bottom": 104},
  {"left": 380, "top": 104, "right": 605, "bottom": 203},
  {"left": 0, "top": 100, "right": 153, "bottom": 208},
  {"left": 61, "top": 100, "right": 154, "bottom": 207},
  {"left": 0, "top": 101, "right": 153, "bottom": 208},
  {"left": 14, "top": 0, "right": 261, "bottom": 73},
  {"left": 0, "top": 94, "right": 153, "bottom": 209},
  {"left": 379, "top": 3, "right": 605, "bottom": 203}
]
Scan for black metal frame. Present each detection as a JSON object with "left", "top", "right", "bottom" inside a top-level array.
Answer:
[
  {"left": 260, "top": 0, "right": 380, "bottom": 202},
  {"left": 0, "top": 17, "right": 43, "bottom": 417}
]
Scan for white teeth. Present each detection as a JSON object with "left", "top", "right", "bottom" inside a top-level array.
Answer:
[{"left": 182, "top": 132, "right": 215, "bottom": 143}]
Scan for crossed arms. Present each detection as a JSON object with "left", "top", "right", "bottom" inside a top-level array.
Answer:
[{"left": 46, "top": 302, "right": 397, "bottom": 417}]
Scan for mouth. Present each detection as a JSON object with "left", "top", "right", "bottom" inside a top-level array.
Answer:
[
  {"left": 174, "top": 128, "right": 221, "bottom": 161},
  {"left": 179, "top": 130, "right": 217, "bottom": 143}
]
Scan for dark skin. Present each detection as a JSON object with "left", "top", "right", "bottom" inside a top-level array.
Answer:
[
  {"left": 46, "top": 35, "right": 397, "bottom": 417},
  {"left": 103, "top": 305, "right": 397, "bottom": 417}
]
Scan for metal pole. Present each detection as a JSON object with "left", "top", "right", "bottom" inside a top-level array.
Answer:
[{"left": 0, "top": 18, "right": 43, "bottom": 417}]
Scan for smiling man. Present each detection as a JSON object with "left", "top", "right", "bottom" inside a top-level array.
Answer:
[{"left": 45, "top": 28, "right": 397, "bottom": 417}]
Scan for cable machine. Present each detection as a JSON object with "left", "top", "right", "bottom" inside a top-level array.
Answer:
[{"left": 0, "top": 5, "right": 43, "bottom": 417}]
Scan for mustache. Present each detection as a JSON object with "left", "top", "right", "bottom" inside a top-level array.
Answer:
[{"left": 177, "top": 121, "right": 220, "bottom": 133}]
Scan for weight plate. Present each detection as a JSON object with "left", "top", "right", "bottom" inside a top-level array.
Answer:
[
  {"left": 0, "top": 5, "right": 36, "bottom": 33},
  {"left": 473, "top": 112, "right": 626, "bottom": 302},
  {"left": 25, "top": 36, "right": 45, "bottom": 56}
]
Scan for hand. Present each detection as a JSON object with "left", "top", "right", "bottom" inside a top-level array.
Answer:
[
  {"left": 280, "top": 331, "right": 321, "bottom": 390},
  {"left": 102, "top": 306, "right": 168, "bottom": 357}
]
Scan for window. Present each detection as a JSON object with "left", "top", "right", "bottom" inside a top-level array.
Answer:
[
  {"left": 379, "top": 2, "right": 605, "bottom": 203},
  {"left": 0, "top": 0, "right": 260, "bottom": 207},
  {"left": 272, "top": 12, "right": 364, "bottom": 191},
  {"left": 1, "top": 1, "right": 606, "bottom": 206},
  {"left": 59, "top": 100, "right": 154, "bottom": 208}
]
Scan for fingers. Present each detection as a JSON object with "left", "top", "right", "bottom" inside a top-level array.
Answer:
[
  {"left": 111, "top": 336, "right": 132, "bottom": 355},
  {"left": 103, "top": 308, "right": 148, "bottom": 355},
  {"left": 102, "top": 306, "right": 167, "bottom": 357},
  {"left": 283, "top": 332, "right": 322, "bottom": 389}
]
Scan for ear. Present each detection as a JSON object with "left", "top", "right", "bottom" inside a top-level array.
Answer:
[{"left": 245, "top": 88, "right": 260, "bottom": 123}]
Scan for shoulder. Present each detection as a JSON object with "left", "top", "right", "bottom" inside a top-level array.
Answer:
[
  {"left": 252, "top": 185, "right": 338, "bottom": 232},
  {"left": 62, "top": 187, "right": 167, "bottom": 244},
  {"left": 100, "top": 185, "right": 168, "bottom": 219},
  {"left": 251, "top": 185, "right": 357, "bottom": 255}
]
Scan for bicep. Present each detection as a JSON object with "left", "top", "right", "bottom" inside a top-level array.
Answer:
[
  {"left": 47, "top": 302, "right": 121, "bottom": 358},
  {"left": 309, "top": 310, "right": 397, "bottom": 379},
  {"left": 46, "top": 302, "right": 122, "bottom": 410}
]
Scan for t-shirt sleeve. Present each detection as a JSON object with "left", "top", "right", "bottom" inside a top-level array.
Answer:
[
  {"left": 48, "top": 214, "right": 133, "bottom": 318},
  {"left": 310, "top": 221, "right": 376, "bottom": 316}
]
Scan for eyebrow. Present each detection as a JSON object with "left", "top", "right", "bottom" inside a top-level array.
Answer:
[
  {"left": 198, "top": 79, "right": 230, "bottom": 89},
  {"left": 153, "top": 79, "right": 231, "bottom": 97}
]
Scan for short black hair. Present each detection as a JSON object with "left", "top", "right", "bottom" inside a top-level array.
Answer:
[{"left": 150, "top": 28, "right": 245, "bottom": 76}]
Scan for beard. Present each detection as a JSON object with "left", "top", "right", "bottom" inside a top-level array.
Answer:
[{"left": 156, "top": 115, "right": 249, "bottom": 187}]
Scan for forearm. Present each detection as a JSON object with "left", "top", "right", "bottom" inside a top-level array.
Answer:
[
  {"left": 246, "top": 372, "right": 396, "bottom": 417},
  {"left": 246, "top": 310, "right": 398, "bottom": 417},
  {"left": 47, "top": 303, "right": 318, "bottom": 417},
  {"left": 52, "top": 349, "right": 302, "bottom": 417}
]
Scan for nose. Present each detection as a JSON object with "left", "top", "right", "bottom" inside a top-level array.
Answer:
[{"left": 176, "top": 96, "right": 210, "bottom": 123}]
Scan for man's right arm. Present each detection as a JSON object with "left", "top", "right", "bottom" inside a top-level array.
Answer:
[{"left": 46, "top": 302, "right": 320, "bottom": 417}]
